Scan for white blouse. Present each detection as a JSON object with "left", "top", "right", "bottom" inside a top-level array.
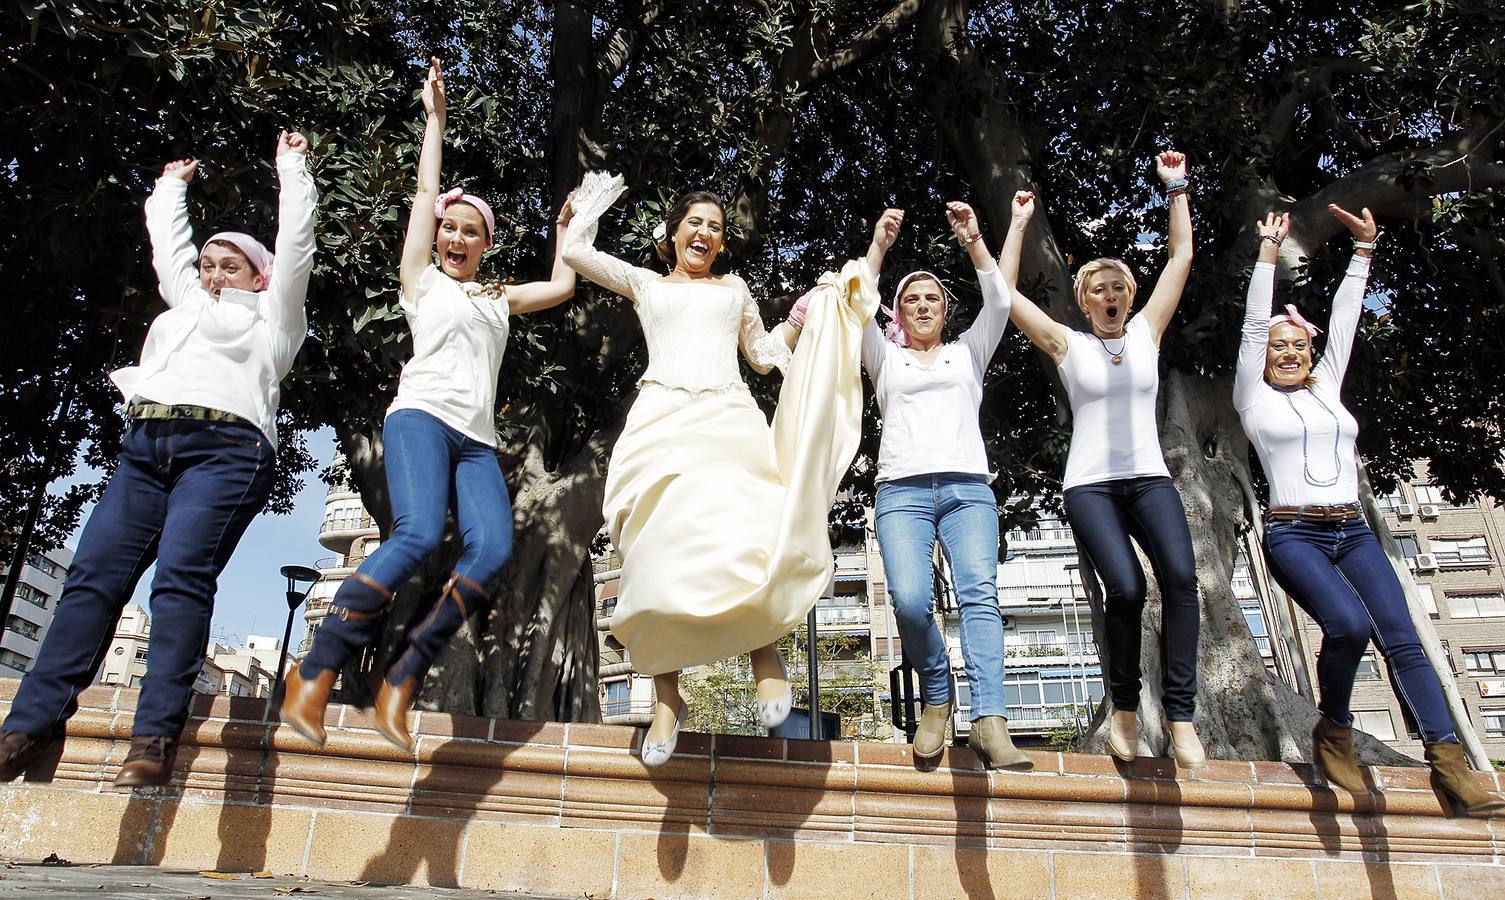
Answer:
[
  {"left": 561, "top": 208, "right": 790, "bottom": 392},
  {"left": 387, "top": 265, "right": 510, "bottom": 446},
  {"left": 114, "top": 153, "right": 317, "bottom": 449},
  {"left": 1058, "top": 315, "right": 1171, "bottom": 490},
  {"left": 861, "top": 266, "right": 1012, "bottom": 483},
  {"left": 1235, "top": 257, "right": 1371, "bottom": 507}
]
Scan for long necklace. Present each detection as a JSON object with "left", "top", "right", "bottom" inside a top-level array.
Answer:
[
  {"left": 1275, "top": 385, "right": 1342, "bottom": 487},
  {"left": 1092, "top": 332, "right": 1127, "bottom": 365}
]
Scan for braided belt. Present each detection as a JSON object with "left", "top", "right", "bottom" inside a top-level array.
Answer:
[
  {"left": 1266, "top": 503, "right": 1361, "bottom": 524},
  {"left": 130, "top": 401, "right": 253, "bottom": 428}
]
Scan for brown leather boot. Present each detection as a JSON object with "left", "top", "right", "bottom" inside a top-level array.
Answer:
[
  {"left": 281, "top": 666, "right": 336, "bottom": 746},
  {"left": 912, "top": 700, "right": 953, "bottom": 759},
  {"left": 113, "top": 735, "right": 177, "bottom": 788},
  {"left": 0, "top": 730, "right": 52, "bottom": 782},
  {"left": 1425, "top": 741, "right": 1505, "bottom": 815},
  {"left": 374, "top": 675, "right": 418, "bottom": 753},
  {"left": 1312, "top": 717, "right": 1368, "bottom": 793},
  {"left": 968, "top": 716, "right": 1033, "bottom": 770}
]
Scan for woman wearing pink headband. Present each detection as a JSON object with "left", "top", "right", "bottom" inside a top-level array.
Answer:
[
  {"left": 860, "top": 203, "right": 1030, "bottom": 770},
  {"left": 0, "top": 130, "right": 317, "bottom": 788},
  {"left": 1004, "top": 151, "right": 1205, "bottom": 769},
  {"left": 1237, "top": 206, "right": 1502, "bottom": 814},
  {"left": 283, "top": 57, "right": 577, "bottom": 753}
]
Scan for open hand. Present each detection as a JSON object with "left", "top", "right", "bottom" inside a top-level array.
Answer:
[
  {"left": 1155, "top": 150, "right": 1187, "bottom": 184},
  {"left": 1256, "top": 211, "right": 1291, "bottom": 243},
  {"left": 871, "top": 208, "right": 903, "bottom": 253},
  {"left": 276, "top": 130, "right": 308, "bottom": 157},
  {"left": 945, "top": 201, "right": 978, "bottom": 242},
  {"left": 161, "top": 159, "right": 198, "bottom": 182},
  {"left": 1327, "top": 203, "right": 1377, "bottom": 242},
  {"left": 422, "top": 56, "right": 446, "bottom": 119}
]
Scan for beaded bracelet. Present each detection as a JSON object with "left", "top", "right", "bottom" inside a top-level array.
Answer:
[
  {"left": 962, "top": 231, "right": 984, "bottom": 245},
  {"left": 1164, "top": 177, "right": 1190, "bottom": 195},
  {"left": 1261, "top": 234, "right": 1283, "bottom": 247}
]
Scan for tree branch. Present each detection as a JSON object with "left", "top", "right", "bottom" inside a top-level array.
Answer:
[
  {"left": 805, "top": 0, "right": 926, "bottom": 87},
  {"left": 1260, "top": 56, "right": 1383, "bottom": 154}
]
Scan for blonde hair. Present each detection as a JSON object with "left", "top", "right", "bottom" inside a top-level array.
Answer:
[{"left": 1073, "top": 258, "right": 1138, "bottom": 308}]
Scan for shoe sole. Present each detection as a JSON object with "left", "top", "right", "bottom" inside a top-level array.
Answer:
[
  {"left": 281, "top": 717, "right": 327, "bottom": 748},
  {"left": 375, "top": 722, "right": 415, "bottom": 754},
  {"left": 912, "top": 743, "right": 944, "bottom": 761},
  {"left": 972, "top": 745, "right": 1034, "bottom": 771}
]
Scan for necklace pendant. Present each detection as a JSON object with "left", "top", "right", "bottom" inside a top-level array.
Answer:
[{"left": 1111, "top": 354, "right": 1123, "bottom": 365}]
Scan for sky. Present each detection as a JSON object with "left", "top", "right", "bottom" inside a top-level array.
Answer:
[{"left": 51, "top": 426, "right": 339, "bottom": 653}]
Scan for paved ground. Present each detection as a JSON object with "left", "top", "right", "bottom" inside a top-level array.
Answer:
[{"left": 0, "top": 861, "right": 555, "bottom": 898}]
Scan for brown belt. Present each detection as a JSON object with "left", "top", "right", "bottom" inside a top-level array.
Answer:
[{"left": 1266, "top": 504, "right": 1361, "bottom": 524}]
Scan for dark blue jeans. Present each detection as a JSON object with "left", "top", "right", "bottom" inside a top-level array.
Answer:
[
  {"left": 1063, "top": 475, "right": 1200, "bottom": 721},
  {"left": 301, "top": 409, "right": 513, "bottom": 685},
  {"left": 1262, "top": 517, "right": 1457, "bottom": 744},
  {"left": 4, "top": 417, "right": 274, "bottom": 739}
]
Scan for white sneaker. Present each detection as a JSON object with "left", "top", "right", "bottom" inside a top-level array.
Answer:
[
  {"left": 756, "top": 651, "right": 792, "bottom": 730},
  {"left": 641, "top": 702, "right": 689, "bottom": 768}
]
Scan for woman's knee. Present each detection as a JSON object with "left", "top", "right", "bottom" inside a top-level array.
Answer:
[
  {"left": 1321, "top": 607, "right": 1372, "bottom": 649},
  {"left": 464, "top": 533, "right": 513, "bottom": 583}
]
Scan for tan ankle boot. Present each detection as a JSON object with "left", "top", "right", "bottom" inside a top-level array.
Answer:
[
  {"left": 968, "top": 716, "right": 1032, "bottom": 770},
  {"left": 912, "top": 701, "right": 953, "bottom": 759},
  {"left": 281, "top": 667, "right": 336, "bottom": 746},
  {"left": 375, "top": 675, "right": 418, "bottom": 753},
  {"left": 1425, "top": 741, "right": 1505, "bottom": 815},
  {"left": 1167, "top": 720, "right": 1206, "bottom": 769},
  {"left": 1107, "top": 710, "right": 1137, "bottom": 761},
  {"left": 1312, "top": 717, "right": 1367, "bottom": 793}
]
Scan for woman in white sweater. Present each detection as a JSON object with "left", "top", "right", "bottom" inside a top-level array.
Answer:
[{"left": 1238, "top": 205, "right": 1502, "bottom": 815}]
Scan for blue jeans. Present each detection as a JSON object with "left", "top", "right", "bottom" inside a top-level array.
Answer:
[
  {"left": 4, "top": 417, "right": 274, "bottom": 739},
  {"left": 875, "top": 473, "right": 1005, "bottom": 719},
  {"left": 301, "top": 409, "right": 513, "bottom": 685},
  {"left": 1063, "top": 475, "right": 1200, "bottom": 721},
  {"left": 1262, "top": 517, "right": 1457, "bottom": 744}
]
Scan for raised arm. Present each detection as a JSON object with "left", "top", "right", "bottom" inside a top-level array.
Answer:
[
  {"left": 560, "top": 171, "right": 654, "bottom": 304},
  {"left": 505, "top": 196, "right": 578, "bottom": 314},
  {"left": 947, "top": 201, "right": 1012, "bottom": 370},
  {"left": 1136, "top": 150, "right": 1194, "bottom": 342},
  {"left": 399, "top": 57, "right": 445, "bottom": 299},
  {"left": 1313, "top": 204, "right": 1377, "bottom": 389},
  {"left": 143, "top": 159, "right": 203, "bottom": 308},
  {"left": 265, "top": 131, "right": 317, "bottom": 347},
  {"left": 1233, "top": 212, "right": 1289, "bottom": 411},
  {"left": 860, "top": 208, "right": 903, "bottom": 375},
  {"left": 999, "top": 190, "right": 1070, "bottom": 364}
]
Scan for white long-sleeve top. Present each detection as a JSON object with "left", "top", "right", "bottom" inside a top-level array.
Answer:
[
  {"left": 1058, "top": 315, "right": 1170, "bottom": 490},
  {"left": 386, "top": 266, "right": 510, "bottom": 446},
  {"left": 1235, "top": 256, "right": 1371, "bottom": 507},
  {"left": 861, "top": 266, "right": 1012, "bottom": 483},
  {"left": 561, "top": 208, "right": 791, "bottom": 392},
  {"left": 112, "top": 153, "right": 317, "bottom": 449}
]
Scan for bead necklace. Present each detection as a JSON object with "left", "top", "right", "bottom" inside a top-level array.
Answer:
[{"left": 1273, "top": 383, "right": 1341, "bottom": 487}]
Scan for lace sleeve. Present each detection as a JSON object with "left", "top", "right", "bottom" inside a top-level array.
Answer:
[
  {"left": 734, "top": 275, "right": 793, "bottom": 374},
  {"left": 560, "top": 171, "right": 655, "bottom": 304}
]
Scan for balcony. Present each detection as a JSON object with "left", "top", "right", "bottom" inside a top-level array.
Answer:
[
  {"left": 318, "top": 513, "right": 377, "bottom": 552},
  {"left": 601, "top": 697, "right": 655, "bottom": 726},
  {"left": 1004, "top": 639, "right": 1098, "bottom": 661},
  {"left": 815, "top": 606, "right": 871, "bottom": 628}
]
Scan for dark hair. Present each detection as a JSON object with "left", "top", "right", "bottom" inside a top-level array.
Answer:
[{"left": 655, "top": 190, "right": 726, "bottom": 267}]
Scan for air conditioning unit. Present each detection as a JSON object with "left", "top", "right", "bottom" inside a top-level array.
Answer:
[
  {"left": 1395, "top": 504, "right": 1414, "bottom": 516},
  {"left": 1414, "top": 553, "right": 1439, "bottom": 571},
  {"left": 1418, "top": 504, "right": 1440, "bottom": 519},
  {"left": 1405, "top": 558, "right": 1419, "bottom": 571}
]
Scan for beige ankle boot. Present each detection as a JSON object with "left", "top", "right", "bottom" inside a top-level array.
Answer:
[
  {"left": 912, "top": 701, "right": 953, "bottom": 759},
  {"left": 1107, "top": 710, "right": 1137, "bottom": 761},
  {"left": 1167, "top": 720, "right": 1206, "bottom": 769},
  {"left": 968, "top": 716, "right": 1033, "bottom": 770}
]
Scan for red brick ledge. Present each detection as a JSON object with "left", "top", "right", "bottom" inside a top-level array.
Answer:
[{"left": 2, "top": 680, "right": 1503, "bottom": 898}]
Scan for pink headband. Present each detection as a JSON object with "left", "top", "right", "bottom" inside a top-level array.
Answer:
[
  {"left": 1073, "top": 258, "right": 1137, "bottom": 305},
  {"left": 1269, "top": 304, "right": 1322, "bottom": 338},
  {"left": 434, "top": 187, "right": 495, "bottom": 242},
  {"left": 880, "top": 270, "right": 952, "bottom": 347},
  {"left": 204, "top": 232, "right": 274, "bottom": 282}
]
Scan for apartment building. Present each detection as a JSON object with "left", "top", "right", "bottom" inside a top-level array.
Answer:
[
  {"left": 1, "top": 547, "right": 74, "bottom": 676},
  {"left": 305, "top": 454, "right": 380, "bottom": 656},
  {"left": 95, "top": 602, "right": 281, "bottom": 698}
]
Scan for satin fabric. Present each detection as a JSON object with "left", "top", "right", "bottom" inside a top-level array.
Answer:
[{"left": 606, "top": 260, "right": 877, "bottom": 675}]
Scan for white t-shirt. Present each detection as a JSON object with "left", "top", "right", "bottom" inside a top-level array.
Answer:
[
  {"left": 1058, "top": 315, "right": 1170, "bottom": 490},
  {"left": 386, "top": 265, "right": 509, "bottom": 446},
  {"left": 1235, "top": 257, "right": 1370, "bottom": 507},
  {"left": 861, "top": 266, "right": 1012, "bottom": 483}
]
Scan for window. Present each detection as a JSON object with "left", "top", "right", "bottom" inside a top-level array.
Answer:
[
  {"left": 134, "top": 647, "right": 150, "bottom": 662},
  {"left": 1241, "top": 602, "right": 1270, "bottom": 655},
  {"left": 1415, "top": 584, "right": 1439, "bottom": 618},
  {"left": 1447, "top": 592, "right": 1505, "bottom": 620},
  {"left": 4, "top": 616, "right": 39, "bottom": 640},
  {"left": 1394, "top": 534, "right": 1420, "bottom": 559},
  {"left": 1374, "top": 491, "right": 1407, "bottom": 511},
  {"left": 1352, "top": 709, "right": 1397, "bottom": 741},
  {"left": 1413, "top": 484, "right": 1471, "bottom": 509},
  {"left": 26, "top": 553, "right": 56, "bottom": 577},
  {"left": 1003, "top": 666, "right": 1105, "bottom": 721},
  {"left": 1428, "top": 536, "right": 1491, "bottom": 565},
  {"left": 1464, "top": 648, "right": 1505, "bottom": 676},
  {"left": 1355, "top": 653, "right": 1381, "bottom": 681},
  {"left": 21, "top": 586, "right": 49, "bottom": 609},
  {"left": 0, "top": 648, "right": 30, "bottom": 672},
  {"left": 602, "top": 679, "right": 632, "bottom": 717},
  {"left": 1483, "top": 708, "right": 1505, "bottom": 739}
]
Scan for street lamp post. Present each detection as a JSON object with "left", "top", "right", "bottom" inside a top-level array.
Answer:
[{"left": 273, "top": 565, "right": 321, "bottom": 706}]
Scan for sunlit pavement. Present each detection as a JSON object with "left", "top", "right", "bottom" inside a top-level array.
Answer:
[{"left": 0, "top": 861, "right": 560, "bottom": 898}]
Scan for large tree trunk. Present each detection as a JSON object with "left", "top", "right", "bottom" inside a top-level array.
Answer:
[{"left": 917, "top": 0, "right": 1418, "bottom": 765}]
